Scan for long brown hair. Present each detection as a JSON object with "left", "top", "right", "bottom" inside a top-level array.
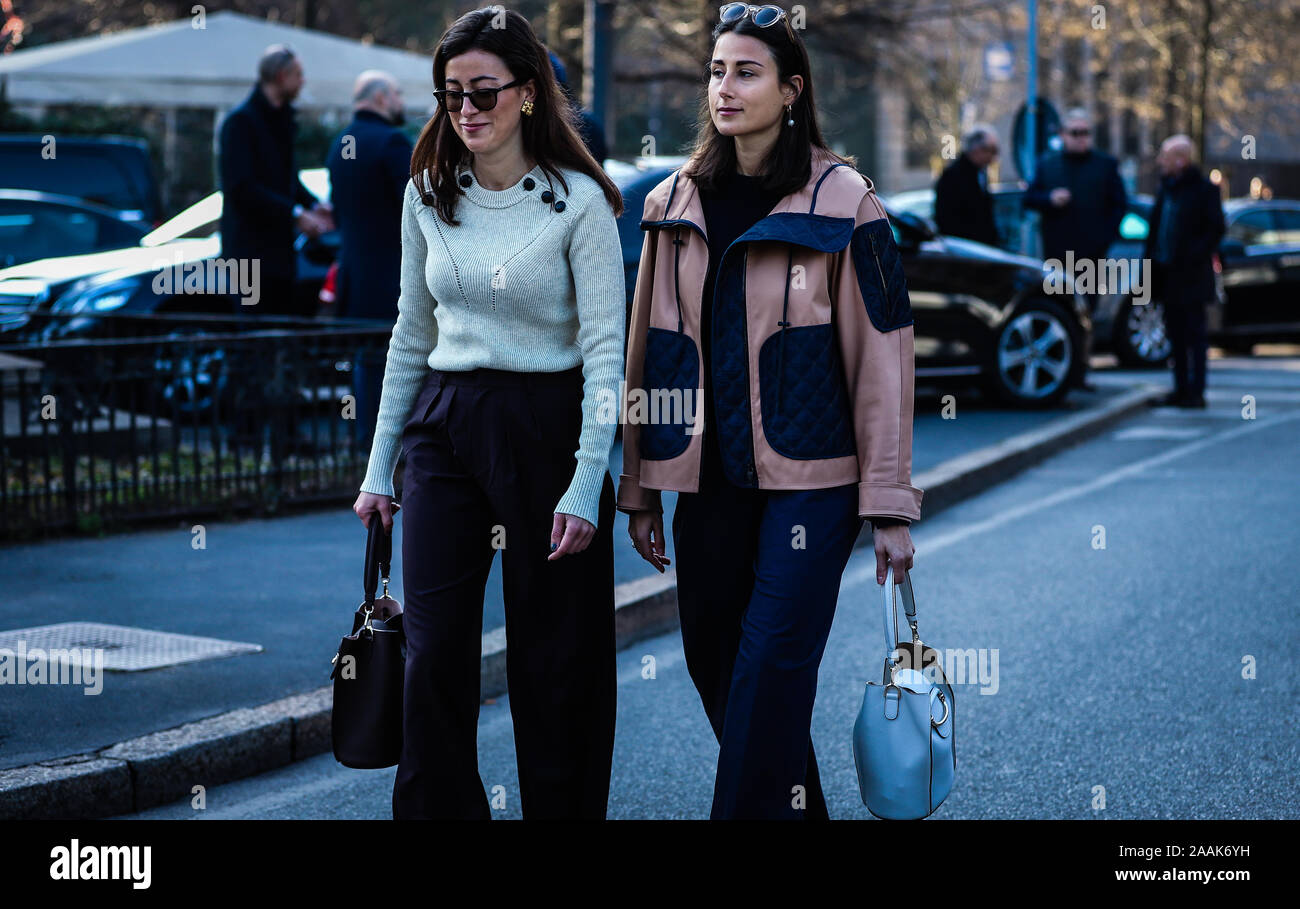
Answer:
[
  {"left": 410, "top": 6, "right": 623, "bottom": 225},
  {"left": 683, "top": 12, "right": 853, "bottom": 196}
]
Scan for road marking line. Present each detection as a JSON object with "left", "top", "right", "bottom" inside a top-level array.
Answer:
[
  {"left": 1111, "top": 426, "right": 1207, "bottom": 440},
  {"left": 845, "top": 407, "right": 1300, "bottom": 587}
]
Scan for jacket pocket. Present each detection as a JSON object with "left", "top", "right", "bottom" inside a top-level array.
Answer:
[
  {"left": 758, "top": 324, "right": 857, "bottom": 460},
  {"left": 851, "top": 218, "right": 914, "bottom": 333},
  {"left": 637, "top": 327, "right": 699, "bottom": 461}
]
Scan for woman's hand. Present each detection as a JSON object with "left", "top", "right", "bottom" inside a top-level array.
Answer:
[
  {"left": 628, "top": 510, "right": 671, "bottom": 573},
  {"left": 874, "top": 524, "right": 915, "bottom": 584},
  {"left": 354, "top": 492, "right": 399, "bottom": 533},
  {"left": 550, "top": 512, "right": 595, "bottom": 560}
]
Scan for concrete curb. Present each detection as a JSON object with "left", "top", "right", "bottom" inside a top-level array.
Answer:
[{"left": 0, "top": 382, "right": 1163, "bottom": 819}]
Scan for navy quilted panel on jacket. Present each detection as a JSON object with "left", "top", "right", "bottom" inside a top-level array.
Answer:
[
  {"left": 638, "top": 326, "right": 699, "bottom": 461},
  {"left": 710, "top": 245, "right": 757, "bottom": 485},
  {"left": 758, "top": 324, "right": 857, "bottom": 460},
  {"left": 851, "top": 218, "right": 914, "bottom": 333}
]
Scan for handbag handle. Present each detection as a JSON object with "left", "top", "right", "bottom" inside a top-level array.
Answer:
[
  {"left": 880, "top": 564, "right": 919, "bottom": 673},
  {"left": 363, "top": 512, "right": 393, "bottom": 606}
]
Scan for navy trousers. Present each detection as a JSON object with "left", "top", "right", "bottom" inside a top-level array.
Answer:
[
  {"left": 393, "top": 366, "right": 616, "bottom": 819},
  {"left": 672, "top": 441, "right": 862, "bottom": 819},
  {"left": 1164, "top": 299, "right": 1209, "bottom": 400}
]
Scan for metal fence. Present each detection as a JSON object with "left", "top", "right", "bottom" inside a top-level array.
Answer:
[{"left": 0, "top": 313, "right": 392, "bottom": 539}]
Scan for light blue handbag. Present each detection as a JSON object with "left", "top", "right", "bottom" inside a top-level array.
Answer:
[{"left": 852, "top": 565, "right": 956, "bottom": 819}]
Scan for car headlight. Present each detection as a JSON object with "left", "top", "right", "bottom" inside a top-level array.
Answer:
[{"left": 55, "top": 282, "right": 136, "bottom": 314}]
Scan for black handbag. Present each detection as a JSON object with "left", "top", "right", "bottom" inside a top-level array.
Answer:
[{"left": 330, "top": 510, "right": 406, "bottom": 769}]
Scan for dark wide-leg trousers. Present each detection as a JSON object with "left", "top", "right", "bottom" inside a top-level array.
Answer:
[
  {"left": 671, "top": 458, "right": 862, "bottom": 820},
  {"left": 392, "top": 366, "right": 616, "bottom": 820},
  {"left": 1163, "top": 298, "right": 1209, "bottom": 400}
]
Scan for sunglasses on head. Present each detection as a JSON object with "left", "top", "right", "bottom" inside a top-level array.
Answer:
[
  {"left": 719, "top": 3, "right": 796, "bottom": 40},
  {"left": 1067, "top": 127, "right": 1091, "bottom": 137},
  {"left": 433, "top": 79, "right": 523, "bottom": 113}
]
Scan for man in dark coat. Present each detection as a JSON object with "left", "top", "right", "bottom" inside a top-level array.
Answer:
[
  {"left": 1023, "top": 108, "right": 1129, "bottom": 391},
  {"left": 1023, "top": 109, "right": 1128, "bottom": 266},
  {"left": 549, "top": 51, "right": 608, "bottom": 163},
  {"left": 218, "top": 44, "right": 330, "bottom": 318},
  {"left": 326, "top": 71, "right": 413, "bottom": 322},
  {"left": 1143, "top": 134, "right": 1226, "bottom": 408},
  {"left": 326, "top": 70, "right": 414, "bottom": 449},
  {"left": 933, "top": 124, "right": 1001, "bottom": 247}
]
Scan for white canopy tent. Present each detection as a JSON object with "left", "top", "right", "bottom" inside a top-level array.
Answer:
[{"left": 0, "top": 9, "right": 435, "bottom": 113}]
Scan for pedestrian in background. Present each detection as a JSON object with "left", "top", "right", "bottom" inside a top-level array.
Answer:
[
  {"left": 218, "top": 44, "right": 332, "bottom": 318},
  {"left": 933, "top": 124, "right": 1001, "bottom": 247},
  {"left": 548, "top": 50, "right": 608, "bottom": 163},
  {"left": 620, "top": 2, "right": 921, "bottom": 820},
  {"left": 326, "top": 70, "right": 415, "bottom": 451},
  {"left": 352, "top": 6, "right": 626, "bottom": 820},
  {"left": 1144, "top": 134, "right": 1225, "bottom": 408},
  {"left": 1023, "top": 108, "right": 1128, "bottom": 391}
]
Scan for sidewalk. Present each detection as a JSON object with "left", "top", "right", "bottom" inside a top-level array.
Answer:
[{"left": 0, "top": 376, "right": 1163, "bottom": 817}]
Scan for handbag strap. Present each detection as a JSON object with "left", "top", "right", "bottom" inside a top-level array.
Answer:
[
  {"left": 363, "top": 512, "right": 392, "bottom": 606},
  {"left": 880, "top": 564, "right": 920, "bottom": 673}
]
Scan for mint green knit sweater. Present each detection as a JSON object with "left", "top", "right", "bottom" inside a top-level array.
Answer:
[{"left": 358, "top": 163, "right": 625, "bottom": 528}]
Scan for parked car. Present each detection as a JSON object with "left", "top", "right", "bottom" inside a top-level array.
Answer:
[
  {"left": 0, "top": 189, "right": 150, "bottom": 269},
  {"left": 608, "top": 157, "right": 690, "bottom": 307},
  {"left": 1213, "top": 198, "right": 1300, "bottom": 353},
  {"left": 889, "top": 182, "right": 1033, "bottom": 254},
  {"left": 611, "top": 164, "right": 1091, "bottom": 407},
  {"left": 0, "top": 134, "right": 164, "bottom": 225},
  {"left": 887, "top": 184, "right": 1209, "bottom": 368},
  {"left": 0, "top": 169, "right": 337, "bottom": 340}
]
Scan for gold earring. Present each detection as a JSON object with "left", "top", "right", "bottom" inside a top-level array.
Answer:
[{"left": 521, "top": 99, "right": 535, "bottom": 116}]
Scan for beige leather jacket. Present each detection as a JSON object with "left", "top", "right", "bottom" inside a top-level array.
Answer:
[{"left": 617, "top": 148, "right": 924, "bottom": 523}]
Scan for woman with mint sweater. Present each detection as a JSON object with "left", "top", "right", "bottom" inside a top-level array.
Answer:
[{"left": 352, "top": 7, "right": 626, "bottom": 820}]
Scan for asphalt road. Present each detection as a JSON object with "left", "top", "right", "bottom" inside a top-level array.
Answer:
[
  {"left": 0, "top": 367, "right": 1133, "bottom": 770},
  {"left": 122, "top": 355, "right": 1300, "bottom": 819}
]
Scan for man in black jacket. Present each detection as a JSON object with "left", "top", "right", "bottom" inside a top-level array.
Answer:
[
  {"left": 326, "top": 70, "right": 414, "bottom": 449},
  {"left": 1023, "top": 109, "right": 1128, "bottom": 391},
  {"left": 218, "top": 44, "right": 331, "bottom": 318},
  {"left": 548, "top": 51, "right": 608, "bottom": 163},
  {"left": 1143, "top": 134, "right": 1226, "bottom": 408},
  {"left": 1023, "top": 109, "right": 1128, "bottom": 266},
  {"left": 933, "top": 125, "right": 1001, "bottom": 248},
  {"left": 326, "top": 71, "right": 413, "bottom": 323}
]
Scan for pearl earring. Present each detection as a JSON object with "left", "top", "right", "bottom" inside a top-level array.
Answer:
[{"left": 786, "top": 103, "right": 794, "bottom": 127}]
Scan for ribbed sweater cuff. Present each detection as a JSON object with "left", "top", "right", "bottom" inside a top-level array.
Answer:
[
  {"left": 358, "top": 433, "right": 402, "bottom": 498},
  {"left": 553, "top": 460, "right": 606, "bottom": 529}
]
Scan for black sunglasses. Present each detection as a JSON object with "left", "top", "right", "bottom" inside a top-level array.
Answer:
[
  {"left": 719, "top": 3, "right": 796, "bottom": 41},
  {"left": 433, "top": 79, "right": 523, "bottom": 112},
  {"left": 1066, "top": 127, "right": 1091, "bottom": 137}
]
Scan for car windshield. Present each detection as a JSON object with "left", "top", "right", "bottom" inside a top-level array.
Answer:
[
  {"left": 141, "top": 193, "right": 221, "bottom": 245},
  {"left": 141, "top": 168, "right": 332, "bottom": 247}
]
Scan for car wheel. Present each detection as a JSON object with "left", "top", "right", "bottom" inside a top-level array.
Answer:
[
  {"left": 985, "top": 299, "right": 1079, "bottom": 407},
  {"left": 154, "top": 329, "right": 229, "bottom": 416},
  {"left": 1114, "top": 296, "right": 1171, "bottom": 368}
]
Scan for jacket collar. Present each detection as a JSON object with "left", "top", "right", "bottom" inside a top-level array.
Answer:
[
  {"left": 1162, "top": 164, "right": 1202, "bottom": 190},
  {"left": 249, "top": 82, "right": 294, "bottom": 122},
  {"left": 641, "top": 150, "right": 859, "bottom": 252},
  {"left": 353, "top": 109, "right": 394, "bottom": 126}
]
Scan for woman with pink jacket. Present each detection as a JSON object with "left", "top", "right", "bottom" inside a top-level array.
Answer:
[{"left": 619, "top": 3, "right": 922, "bottom": 819}]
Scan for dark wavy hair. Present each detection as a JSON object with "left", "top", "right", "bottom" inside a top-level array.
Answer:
[
  {"left": 683, "top": 12, "right": 853, "bottom": 195},
  {"left": 410, "top": 6, "right": 623, "bottom": 225}
]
